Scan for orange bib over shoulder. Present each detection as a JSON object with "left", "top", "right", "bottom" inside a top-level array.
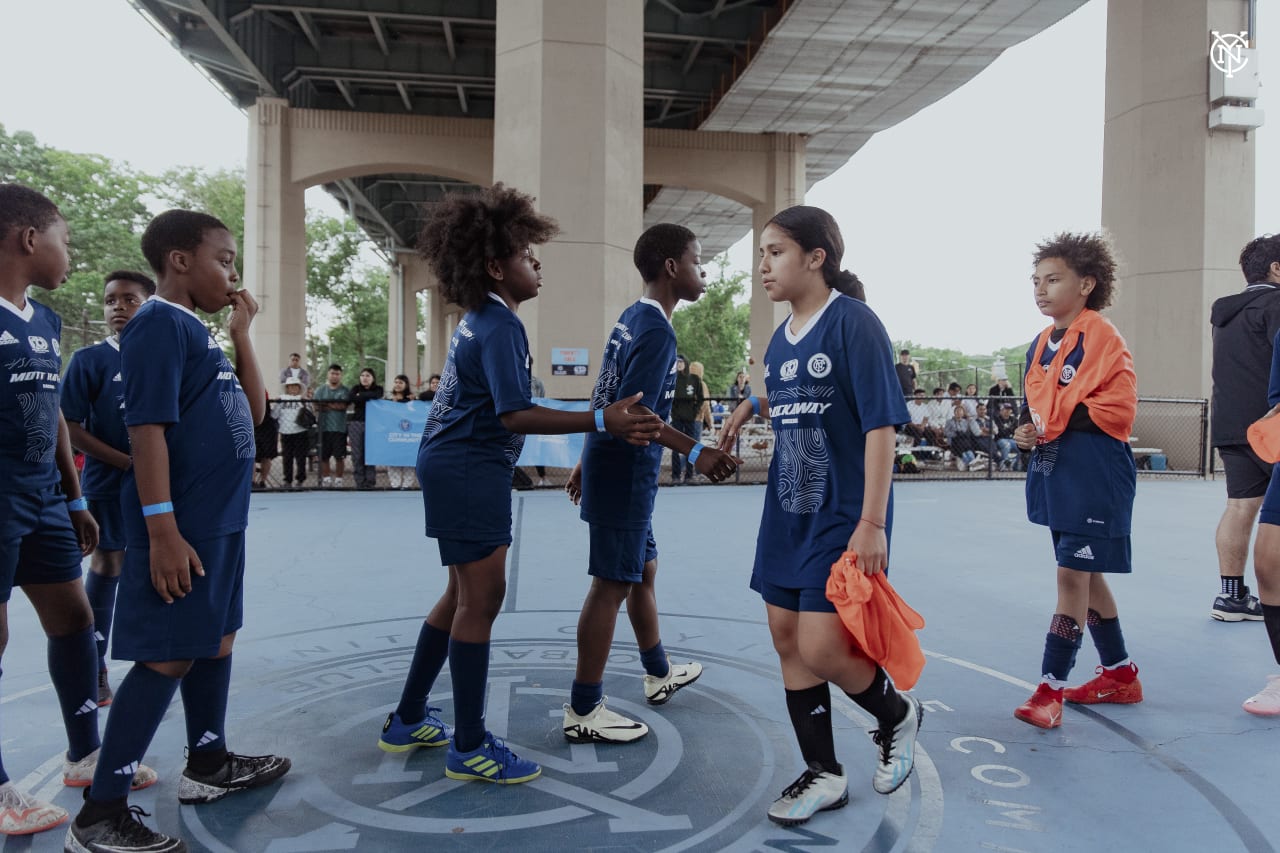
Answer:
[
  {"left": 1248, "top": 415, "right": 1280, "bottom": 463},
  {"left": 1023, "top": 309, "right": 1136, "bottom": 445},
  {"left": 825, "top": 552, "right": 926, "bottom": 690}
]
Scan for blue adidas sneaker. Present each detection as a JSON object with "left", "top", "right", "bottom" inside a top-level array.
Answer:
[
  {"left": 445, "top": 733, "right": 541, "bottom": 784},
  {"left": 378, "top": 709, "right": 452, "bottom": 753}
]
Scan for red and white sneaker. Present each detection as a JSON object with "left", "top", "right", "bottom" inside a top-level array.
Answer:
[
  {"left": 1064, "top": 662, "right": 1143, "bottom": 705},
  {"left": 1242, "top": 675, "right": 1280, "bottom": 717},
  {"left": 0, "top": 782, "right": 67, "bottom": 836},
  {"left": 1014, "top": 683, "right": 1064, "bottom": 729}
]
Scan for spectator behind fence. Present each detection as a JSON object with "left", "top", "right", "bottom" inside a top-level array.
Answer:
[
  {"left": 387, "top": 374, "right": 417, "bottom": 490},
  {"left": 927, "top": 386, "right": 951, "bottom": 430},
  {"left": 993, "top": 402, "right": 1021, "bottom": 470},
  {"left": 727, "top": 370, "right": 752, "bottom": 406},
  {"left": 944, "top": 403, "right": 981, "bottom": 469},
  {"left": 903, "top": 388, "right": 942, "bottom": 446},
  {"left": 690, "top": 360, "right": 714, "bottom": 441},
  {"left": 253, "top": 388, "right": 277, "bottom": 489},
  {"left": 963, "top": 383, "right": 980, "bottom": 417},
  {"left": 417, "top": 373, "right": 440, "bottom": 402},
  {"left": 989, "top": 374, "right": 1017, "bottom": 411},
  {"left": 314, "top": 363, "right": 350, "bottom": 487},
  {"left": 896, "top": 349, "right": 916, "bottom": 397},
  {"left": 529, "top": 359, "right": 547, "bottom": 486},
  {"left": 278, "top": 352, "right": 310, "bottom": 389},
  {"left": 348, "top": 368, "right": 383, "bottom": 490},
  {"left": 973, "top": 403, "right": 997, "bottom": 460},
  {"left": 274, "top": 377, "right": 310, "bottom": 488},
  {"left": 670, "top": 354, "right": 704, "bottom": 484}
]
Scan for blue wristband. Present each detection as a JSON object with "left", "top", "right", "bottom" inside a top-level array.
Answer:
[
  {"left": 749, "top": 396, "right": 761, "bottom": 415},
  {"left": 687, "top": 443, "right": 703, "bottom": 466},
  {"left": 66, "top": 497, "right": 88, "bottom": 512},
  {"left": 142, "top": 502, "right": 174, "bottom": 517},
  {"left": 594, "top": 408, "right": 607, "bottom": 432}
]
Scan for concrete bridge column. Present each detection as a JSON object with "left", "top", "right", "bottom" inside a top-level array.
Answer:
[
  {"left": 493, "top": 0, "right": 644, "bottom": 399},
  {"left": 1102, "top": 0, "right": 1256, "bottom": 398},
  {"left": 245, "top": 97, "right": 307, "bottom": 383},
  {"left": 384, "top": 259, "right": 418, "bottom": 383},
  {"left": 750, "top": 133, "right": 807, "bottom": 391}
]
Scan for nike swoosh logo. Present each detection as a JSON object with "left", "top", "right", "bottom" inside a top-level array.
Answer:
[{"left": 1097, "top": 691, "right": 1116, "bottom": 698}]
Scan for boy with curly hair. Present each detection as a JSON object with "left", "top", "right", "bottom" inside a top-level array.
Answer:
[
  {"left": 1012, "top": 232, "right": 1144, "bottom": 729},
  {"left": 375, "top": 183, "right": 662, "bottom": 783}
]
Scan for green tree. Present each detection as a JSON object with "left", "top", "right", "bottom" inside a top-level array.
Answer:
[
  {"left": 304, "top": 212, "right": 388, "bottom": 380},
  {"left": 1, "top": 124, "right": 153, "bottom": 352},
  {"left": 672, "top": 258, "right": 750, "bottom": 396}
]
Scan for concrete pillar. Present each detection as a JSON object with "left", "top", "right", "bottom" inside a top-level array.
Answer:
[
  {"left": 1102, "top": 0, "right": 1255, "bottom": 398},
  {"left": 493, "top": 0, "right": 644, "bottom": 399},
  {"left": 423, "top": 282, "right": 452, "bottom": 387},
  {"left": 749, "top": 133, "right": 807, "bottom": 391},
  {"left": 244, "top": 97, "right": 307, "bottom": 385}
]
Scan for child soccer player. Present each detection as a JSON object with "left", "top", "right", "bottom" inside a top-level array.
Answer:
[
  {"left": 62, "top": 270, "right": 156, "bottom": 706},
  {"left": 375, "top": 184, "right": 662, "bottom": 783},
  {"left": 1011, "top": 232, "right": 1142, "bottom": 729},
  {"left": 717, "top": 205, "right": 920, "bottom": 827},
  {"left": 561, "top": 224, "right": 739, "bottom": 744},
  {"left": 0, "top": 185, "right": 157, "bottom": 838},
  {"left": 67, "top": 210, "right": 290, "bottom": 853}
]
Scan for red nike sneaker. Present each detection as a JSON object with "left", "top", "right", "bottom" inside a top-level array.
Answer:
[
  {"left": 1014, "top": 683, "right": 1064, "bottom": 729},
  {"left": 1064, "top": 662, "right": 1143, "bottom": 705}
]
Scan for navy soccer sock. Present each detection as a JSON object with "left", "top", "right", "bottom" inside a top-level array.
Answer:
[
  {"left": 846, "top": 665, "right": 908, "bottom": 728},
  {"left": 449, "top": 639, "right": 490, "bottom": 753},
  {"left": 1085, "top": 609, "right": 1129, "bottom": 668},
  {"left": 396, "top": 622, "right": 451, "bottom": 724},
  {"left": 639, "top": 641, "right": 669, "bottom": 678},
  {"left": 84, "top": 573, "right": 119, "bottom": 670},
  {"left": 88, "top": 664, "right": 180, "bottom": 803},
  {"left": 0, "top": 663, "right": 7, "bottom": 785},
  {"left": 785, "top": 682, "right": 839, "bottom": 775},
  {"left": 1041, "top": 614, "right": 1083, "bottom": 683},
  {"left": 180, "top": 655, "right": 232, "bottom": 770},
  {"left": 1264, "top": 604, "right": 1280, "bottom": 665},
  {"left": 48, "top": 626, "right": 101, "bottom": 761},
  {"left": 570, "top": 680, "right": 604, "bottom": 717}
]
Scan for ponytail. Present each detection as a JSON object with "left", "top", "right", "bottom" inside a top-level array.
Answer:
[{"left": 834, "top": 270, "right": 865, "bottom": 302}]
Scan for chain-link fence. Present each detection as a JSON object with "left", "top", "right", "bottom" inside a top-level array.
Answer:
[{"left": 245, "top": 396, "right": 1210, "bottom": 491}]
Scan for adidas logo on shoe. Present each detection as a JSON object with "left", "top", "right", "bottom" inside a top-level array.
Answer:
[
  {"left": 197, "top": 731, "right": 220, "bottom": 747},
  {"left": 75, "top": 699, "right": 98, "bottom": 716},
  {"left": 1073, "top": 545, "right": 1095, "bottom": 560}
]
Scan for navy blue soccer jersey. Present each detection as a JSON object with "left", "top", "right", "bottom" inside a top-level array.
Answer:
[
  {"left": 119, "top": 297, "right": 255, "bottom": 546},
  {"left": 417, "top": 294, "right": 534, "bottom": 541},
  {"left": 0, "top": 295, "right": 63, "bottom": 493},
  {"left": 1023, "top": 331, "right": 1136, "bottom": 538},
  {"left": 753, "top": 291, "right": 909, "bottom": 589},
  {"left": 581, "top": 298, "right": 678, "bottom": 529},
  {"left": 61, "top": 338, "right": 128, "bottom": 500}
]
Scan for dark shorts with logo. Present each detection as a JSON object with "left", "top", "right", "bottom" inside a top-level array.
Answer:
[
  {"left": 1051, "top": 530, "right": 1131, "bottom": 573},
  {"left": 0, "top": 487, "right": 84, "bottom": 603},
  {"left": 1219, "top": 444, "right": 1274, "bottom": 500},
  {"left": 587, "top": 524, "right": 657, "bottom": 584}
]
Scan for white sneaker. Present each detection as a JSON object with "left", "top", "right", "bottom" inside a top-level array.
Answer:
[
  {"left": 871, "top": 694, "right": 922, "bottom": 794},
  {"left": 562, "top": 699, "right": 648, "bottom": 743},
  {"left": 322, "top": 476, "right": 333, "bottom": 487},
  {"left": 766, "top": 762, "right": 848, "bottom": 826},
  {"left": 643, "top": 660, "right": 704, "bottom": 705},
  {"left": 63, "top": 748, "right": 159, "bottom": 791},
  {"left": 0, "top": 781, "right": 67, "bottom": 836},
  {"left": 1243, "top": 674, "right": 1280, "bottom": 716}
]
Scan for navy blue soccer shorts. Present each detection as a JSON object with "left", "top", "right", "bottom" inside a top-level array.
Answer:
[
  {"left": 0, "top": 487, "right": 84, "bottom": 603},
  {"left": 436, "top": 536, "right": 510, "bottom": 567},
  {"left": 1259, "top": 462, "right": 1280, "bottom": 526},
  {"left": 90, "top": 497, "right": 126, "bottom": 553},
  {"left": 1051, "top": 530, "right": 1132, "bottom": 573},
  {"left": 750, "top": 575, "right": 838, "bottom": 614},
  {"left": 112, "top": 531, "right": 246, "bottom": 661},
  {"left": 587, "top": 524, "right": 657, "bottom": 584}
]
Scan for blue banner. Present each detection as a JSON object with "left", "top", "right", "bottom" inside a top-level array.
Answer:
[
  {"left": 364, "top": 400, "right": 430, "bottom": 466},
  {"left": 363, "top": 398, "right": 589, "bottom": 468}
]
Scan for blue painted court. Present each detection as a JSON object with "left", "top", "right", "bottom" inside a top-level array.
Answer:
[{"left": 2, "top": 479, "right": 1276, "bottom": 851}]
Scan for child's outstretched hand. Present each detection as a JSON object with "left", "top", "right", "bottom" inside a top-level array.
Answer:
[
  {"left": 717, "top": 400, "right": 754, "bottom": 451},
  {"left": 566, "top": 461, "right": 583, "bottom": 505},
  {"left": 694, "top": 446, "right": 743, "bottom": 482},
  {"left": 227, "top": 289, "right": 260, "bottom": 334},
  {"left": 603, "top": 392, "right": 664, "bottom": 446}
]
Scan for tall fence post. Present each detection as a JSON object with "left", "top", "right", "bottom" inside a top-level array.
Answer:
[{"left": 1199, "top": 399, "right": 1210, "bottom": 478}]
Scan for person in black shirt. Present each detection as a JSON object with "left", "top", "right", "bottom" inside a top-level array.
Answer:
[
  {"left": 895, "top": 349, "right": 916, "bottom": 398},
  {"left": 348, "top": 368, "right": 384, "bottom": 489}
]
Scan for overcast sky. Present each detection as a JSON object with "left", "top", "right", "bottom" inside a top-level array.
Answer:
[{"left": 3, "top": 1, "right": 1275, "bottom": 353}]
